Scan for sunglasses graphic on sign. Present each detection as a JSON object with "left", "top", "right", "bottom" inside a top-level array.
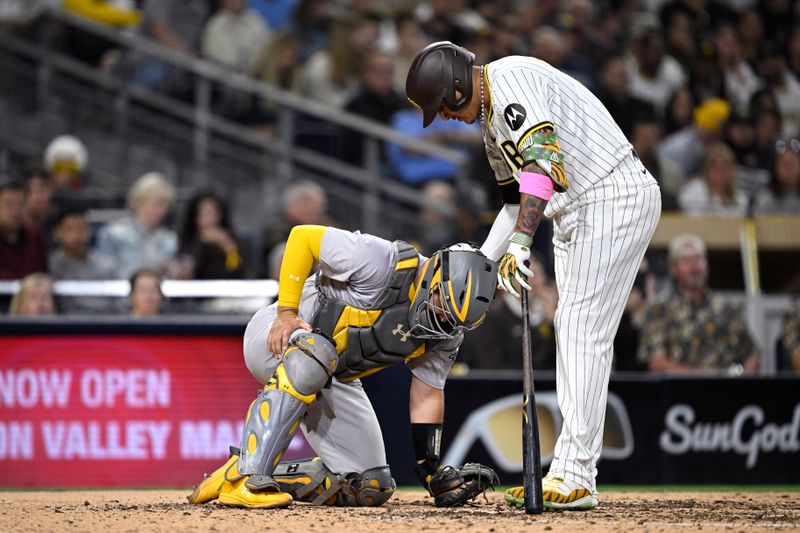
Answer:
[{"left": 442, "top": 392, "right": 634, "bottom": 472}]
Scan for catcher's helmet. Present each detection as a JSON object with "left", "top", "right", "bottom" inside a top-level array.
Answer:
[
  {"left": 408, "top": 243, "right": 497, "bottom": 340},
  {"left": 406, "top": 41, "right": 476, "bottom": 128}
]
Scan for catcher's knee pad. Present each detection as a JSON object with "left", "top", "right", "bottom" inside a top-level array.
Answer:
[
  {"left": 274, "top": 458, "right": 395, "bottom": 507},
  {"left": 238, "top": 332, "right": 337, "bottom": 489}
]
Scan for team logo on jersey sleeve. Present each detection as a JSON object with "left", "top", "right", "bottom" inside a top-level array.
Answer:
[{"left": 503, "top": 103, "right": 527, "bottom": 131}]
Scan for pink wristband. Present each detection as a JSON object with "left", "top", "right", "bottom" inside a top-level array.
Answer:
[{"left": 519, "top": 171, "right": 553, "bottom": 201}]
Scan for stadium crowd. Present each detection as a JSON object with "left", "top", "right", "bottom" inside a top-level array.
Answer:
[{"left": 0, "top": 0, "right": 799, "bottom": 372}]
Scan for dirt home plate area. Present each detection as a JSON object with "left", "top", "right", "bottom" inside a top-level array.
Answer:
[{"left": 1, "top": 490, "right": 798, "bottom": 532}]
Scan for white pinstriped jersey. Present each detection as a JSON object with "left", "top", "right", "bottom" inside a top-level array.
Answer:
[{"left": 482, "top": 56, "right": 652, "bottom": 216}]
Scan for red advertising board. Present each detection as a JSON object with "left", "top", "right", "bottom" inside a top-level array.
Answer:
[{"left": 0, "top": 335, "right": 313, "bottom": 487}]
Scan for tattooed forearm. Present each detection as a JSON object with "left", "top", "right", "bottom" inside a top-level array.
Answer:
[{"left": 516, "top": 193, "right": 548, "bottom": 236}]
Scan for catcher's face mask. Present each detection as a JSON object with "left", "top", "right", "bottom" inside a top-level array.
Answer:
[{"left": 407, "top": 243, "right": 498, "bottom": 340}]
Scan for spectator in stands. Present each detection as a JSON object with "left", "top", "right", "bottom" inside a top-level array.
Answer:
[
  {"left": 780, "top": 304, "right": 800, "bottom": 371},
  {"left": 461, "top": 253, "right": 557, "bottom": 370},
  {"left": 250, "top": 30, "right": 303, "bottom": 126},
  {"left": 291, "top": 0, "right": 333, "bottom": 61},
  {"left": 260, "top": 180, "right": 331, "bottom": 265},
  {"left": 490, "top": 12, "right": 526, "bottom": 61},
  {"left": 200, "top": 0, "right": 272, "bottom": 123},
  {"left": 300, "top": 14, "right": 379, "bottom": 107},
  {"left": 755, "top": 40, "right": 800, "bottom": 139},
  {"left": 341, "top": 49, "right": 405, "bottom": 165},
  {"left": 753, "top": 106, "right": 783, "bottom": 172},
  {"left": 715, "top": 24, "right": 760, "bottom": 114},
  {"left": 614, "top": 258, "right": 654, "bottom": 371},
  {"left": 661, "top": 8, "right": 695, "bottom": 73},
  {"left": 788, "top": 26, "right": 800, "bottom": 80},
  {"left": 0, "top": 180, "right": 47, "bottom": 279},
  {"left": 413, "top": 180, "right": 457, "bottom": 255},
  {"left": 530, "top": 26, "right": 567, "bottom": 71},
  {"left": 177, "top": 190, "right": 249, "bottom": 279},
  {"left": 201, "top": 0, "right": 271, "bottom": 73},
  {"left": 345, "top": 49, "right": 404, "bottom": 125},
  {"left": 757, "top": 0, "right": 795, "bottom": 56},
  {"left": 558, "top": 0, "right": 609, "bottom": 83},
  {"left": 658, "top": 97, "right": 731, "bottom": 195},
  {"left": 48, "top": 209, "right": 116, "bottom": 314},
  {"left": 595, "top": 54, "right": 655, "bottom": 137},
  {"left": 386, "top": 107, "right": 480, "bottom": 187},
  {"left": 638, "top": 233, "right": 759, "bottom": 374},
  {"left": 251, "top": 31, "right": 303, "bottom": 95},
  {"left": 96, "top": 172, "right": 178, "bottom": 279},
  {"left": 687, "top": 38, "right": 723, "bottom": 105},
  {"left": 662, "top": 86, "right": 695, "bottom": 136},
  {"left": 625, "top": 23, "right": 687, "bottom": 115},
  {"left": 630, "top": 120, "right": 675, "bottom": 209},
  {"left": 129, "top": 269, "right": 164, "bottom": 317},
  {"left": 724, "top": 111, "right": 759, "bottom": 169},
  {"left": 44, "top": 134, "right": 87, "bottom": 191},
  {"left": 22, "top": 165, "right": 56, "bottom": 246},
  {"left": 756, "top": 145, "right": 800, "bottom": 214},
  {"left": 736, "top": 8, "right": 764, "bottom": 64},
  {"left": 132, "top": 0, "right": 210, "bottom": 90},
  {"left": 49, "top": 209, "right": 115, "bottom": 280},
  {"left": 8, "top": 272, "right": 55, "bottom": 316},
  {"left": 678, "top": 143, "right": 748, "bottom": 216},
  {"left": 413, "top": 0, "right": 489, "bottom": 45}
]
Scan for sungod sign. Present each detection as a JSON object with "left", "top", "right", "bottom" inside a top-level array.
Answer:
[{"left": 660, "top": 404, "right": 800, "bottom": 469}]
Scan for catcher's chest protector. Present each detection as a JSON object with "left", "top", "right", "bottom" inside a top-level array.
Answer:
[{"left": 312, "top": 241, "right": 428, "bottom": 380}]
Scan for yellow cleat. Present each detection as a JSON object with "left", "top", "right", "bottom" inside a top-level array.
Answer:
[
  {"left": 187, "top": 452, "right": 239, "bottom": 505},
  {"left": 504, "top": 476, "right": 597, "bottom": 511},
  {"left": 218, "top": 476, "right": 293, "bottom": 509}
]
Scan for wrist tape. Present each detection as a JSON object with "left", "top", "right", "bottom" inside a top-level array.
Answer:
[
  {"left": 510, "top": 231, "right": 533, "bottom": 248},
  {"left": 412, "top": 423, "right": 442, "bottom": 475}
]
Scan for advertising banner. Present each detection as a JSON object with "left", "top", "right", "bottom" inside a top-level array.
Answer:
[
  {"left": 0, "top": 334, "right": 313, "bottom": 488},
  {"left": 2, "top": 327, "right": 798, "bottom": 487},
  {"left": 434, "top": 376, "right": 800, "bottom": 486}
]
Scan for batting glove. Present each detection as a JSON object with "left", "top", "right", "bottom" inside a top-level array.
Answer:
[{"left": 497, "top": 232, "right": 533, "bottom": 297}]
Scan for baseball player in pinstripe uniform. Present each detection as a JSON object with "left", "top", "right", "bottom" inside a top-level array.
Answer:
[
  {"left": 187, "top": 225, "right": 498, "bottom": 509},
  {"left": 407, "top": 42, "right": 662, "bottom": 510}
]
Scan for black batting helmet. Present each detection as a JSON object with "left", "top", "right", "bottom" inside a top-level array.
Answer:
[{"left": 406, "top": 41, "right": 475, "bottom": 128}]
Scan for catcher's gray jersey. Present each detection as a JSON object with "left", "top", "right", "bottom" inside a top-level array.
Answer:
[{"left": 243, "top": 228, "right": 459, "bottom": 474}]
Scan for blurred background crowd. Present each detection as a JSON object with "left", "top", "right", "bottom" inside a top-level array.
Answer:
[{"left": 0, "top": 0, "right": 798, "bottom": 373}]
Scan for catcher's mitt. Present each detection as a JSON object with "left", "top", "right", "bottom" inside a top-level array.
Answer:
[{"left": 426, "top": 463, "right": 499, "bottom": 507}]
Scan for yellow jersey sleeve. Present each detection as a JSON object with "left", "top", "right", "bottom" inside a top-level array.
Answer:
[{"left": 277, "top": 225, "right": 326, "bottom": 309}]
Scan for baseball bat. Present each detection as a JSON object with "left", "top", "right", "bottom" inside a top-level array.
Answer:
[{"left": 520, "top": 289, "right": 543, "bottom": 514}]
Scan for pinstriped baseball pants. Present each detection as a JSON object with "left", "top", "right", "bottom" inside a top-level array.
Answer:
[{"left": 547, "top": 156, "right": 661, "bottom": 491}]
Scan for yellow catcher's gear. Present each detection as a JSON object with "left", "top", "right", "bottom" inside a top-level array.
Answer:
[{"left": 237, "top": 331, "right": 337, "bottom": 493}]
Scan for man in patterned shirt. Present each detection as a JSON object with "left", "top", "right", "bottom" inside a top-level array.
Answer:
[
  {"left": 780, "top": 306, "right": 800, "bottom": 371},
  {"left": 638, "top": 233, "right": 759, "bottom": 374}
]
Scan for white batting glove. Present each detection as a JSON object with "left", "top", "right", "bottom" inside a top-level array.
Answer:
[{"left": 497, "top": 232, "right": 534, "bottom": 297}]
